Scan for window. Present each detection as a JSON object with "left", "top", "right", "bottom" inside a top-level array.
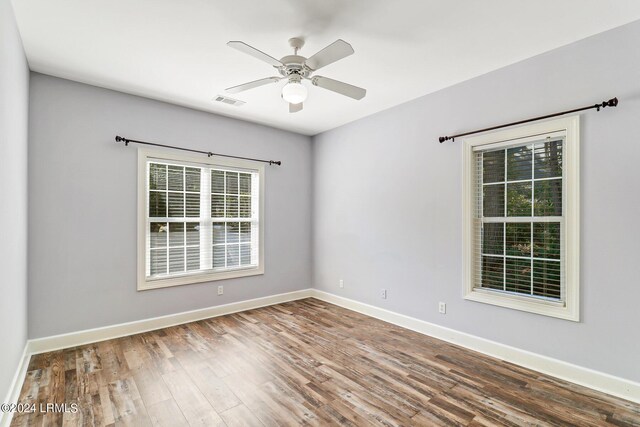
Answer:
[
  {"left": 138, "top": 149, "right": 264, "bottom": 290},
  {"left": 462, "top": 116, "right": 579, "bottom": 321}
]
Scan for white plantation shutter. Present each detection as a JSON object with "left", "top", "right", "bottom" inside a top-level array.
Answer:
[
  {"left": 145, "top": 159, "right": 260, "bottom": 282},
  {"left": 473, "top": 138, "right": 565, "bottom": 301}
]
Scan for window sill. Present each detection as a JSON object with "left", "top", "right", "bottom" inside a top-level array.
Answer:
[
  {"left": 464, "top": 288, "right": 579, "bottom": 321},
  {"left": 138, "top": 266, "right": 264, "bottom": 291}
]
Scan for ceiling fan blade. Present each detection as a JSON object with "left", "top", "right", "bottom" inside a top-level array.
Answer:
[
  {"left": 225, "top": 77, "right": 282, "bottom": 94},
  {"left": 227, "top": 41, "right": 283, "bottom": 67},
  {"left": 289, "top": 102, "right": 303, "bottom": 113},
  {"left": 312, "top": 76, "right": 366, "bottom": 100},
  {"left": 305, "top": 39, "right": 354, "bottom": 71}
]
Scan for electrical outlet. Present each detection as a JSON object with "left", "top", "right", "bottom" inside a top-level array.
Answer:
[
  {"left": 218, "top": 285, "right": 224, "bottom": 296},
  {"left": 339, "top": 279, "right": 344, "bottom": 288},
  {"left": 439, "top": 302, "right": 446, "bottom": 314},
  {"left": 380, "top": 289, "right": 387, "bottom": 299}
]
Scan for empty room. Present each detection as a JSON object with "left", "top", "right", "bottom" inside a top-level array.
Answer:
[{"left": 2, "top": 0, "right": 640, "bottom": 425}]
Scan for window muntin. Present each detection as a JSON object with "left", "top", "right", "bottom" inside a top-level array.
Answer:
[
  {"left": 476, "top": 139, "right": 564, "bottom": 301},
  {"left": 140, "top": 152, "right": 263, "bottom": 289}
]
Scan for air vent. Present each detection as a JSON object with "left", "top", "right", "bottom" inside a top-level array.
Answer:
[{"left": 213, "top": 95, "right": 245, "bottom": 106}]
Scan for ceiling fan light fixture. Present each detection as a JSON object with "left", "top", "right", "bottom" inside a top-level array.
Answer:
[{"left": 281, "top": 78, "right": 307, "bottom": 104}]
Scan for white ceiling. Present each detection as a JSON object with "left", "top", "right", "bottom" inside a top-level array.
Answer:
[{"left": 11, "top": 1, "right": 640, "bottom": 135}]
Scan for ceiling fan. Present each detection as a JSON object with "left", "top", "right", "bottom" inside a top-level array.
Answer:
[{"left": 225, "top": 38, "right": 366, "bottom": 113}]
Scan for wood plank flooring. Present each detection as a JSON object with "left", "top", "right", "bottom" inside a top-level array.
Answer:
[{"left": 11, "top": 298, "right": 640, "bottom": 426}]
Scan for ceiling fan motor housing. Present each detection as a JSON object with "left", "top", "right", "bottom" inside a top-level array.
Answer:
[{"left": 278, "top": 55, "right": 310, "bottom": 77}]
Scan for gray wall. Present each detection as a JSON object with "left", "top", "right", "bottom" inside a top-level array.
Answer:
[
  {"left": 0, "top": 0, "right": 29, "bottom": 401},
  {"left": 312, "top": 21, "right": 640, "bottom": 382},
  {"left": 28, "top": 74, "right": 312, "bottom": 338}
]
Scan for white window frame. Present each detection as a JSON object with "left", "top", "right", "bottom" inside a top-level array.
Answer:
[
  {"left": 137, "top": 148, "right": 265, "bottom": 291},
  {"left": 462, "top": 116, "right": 580, "bottom": 321}
]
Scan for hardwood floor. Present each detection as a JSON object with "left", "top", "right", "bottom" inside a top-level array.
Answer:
[{"left": 11, "top": 298, "right": 640, "bottom": 426}]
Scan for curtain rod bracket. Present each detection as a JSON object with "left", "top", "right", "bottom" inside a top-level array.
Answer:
[{"left": 439, "top": 97, "right": 618, "bottom": 143}]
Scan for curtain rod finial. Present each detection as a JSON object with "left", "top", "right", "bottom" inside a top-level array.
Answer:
[{"left": 599, "top": 97, "right": 618, "bottom": 111}]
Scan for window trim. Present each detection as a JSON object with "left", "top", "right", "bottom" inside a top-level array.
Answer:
[
  {"left": 462, "top": 116, "right": 580, "bottom": 321},
  {"left": 137, "top": 148, "right": 265, "bottom": 291}
]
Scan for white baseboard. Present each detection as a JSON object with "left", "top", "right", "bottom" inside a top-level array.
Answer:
[
  {"left": 309, "top": 289, "right": 640, "bottom": 404},
  {"left": 28, "top": 289, "right": 313, "bottom": 355},
  {"left": 1, "top": 344, "right": 31, "bottom": 427}
]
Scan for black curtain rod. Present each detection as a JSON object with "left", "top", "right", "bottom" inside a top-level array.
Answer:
[
  {"left": 114, "top": 136, "right": 282, "bottom": 166},
  {"left": 439, "top": 97, "right": 618, "bottom": 143}
]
